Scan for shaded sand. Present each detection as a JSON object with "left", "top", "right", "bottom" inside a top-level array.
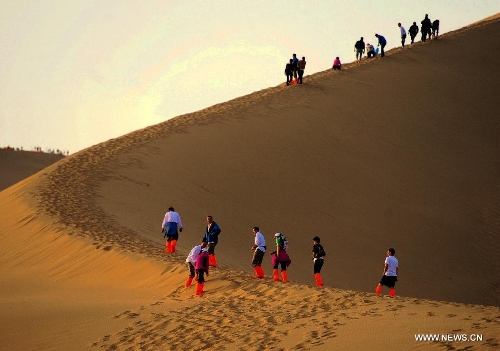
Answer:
[
  {"left": 0, "top": 149, "right": 64, "bottom": 191},
  {"left": 1, "top": 14, "right": 500, "bottom": 351}
]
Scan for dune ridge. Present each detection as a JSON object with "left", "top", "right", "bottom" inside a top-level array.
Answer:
[{"left": 1, "top": 14, "right": 500, "bottom": 351}]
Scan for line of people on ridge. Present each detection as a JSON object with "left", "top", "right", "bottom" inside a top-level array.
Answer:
[
  {"left": 354, "top": 14, "right": 440, "bottom": 62},
  {"left": 283, "top": 14, "right": 439, "bottom": 86},
  {"left": 162, "top": 207, "right": 399, "bottom": 297}
]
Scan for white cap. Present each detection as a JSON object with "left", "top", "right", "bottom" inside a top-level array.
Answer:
[{"left": 275, "top": 232, "right": 282, "bottom": 237}]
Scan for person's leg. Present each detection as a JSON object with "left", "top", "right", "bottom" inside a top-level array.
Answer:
[
  {"left": 165, "top": 235, "right": 173, "bottom": 253},
  {"left": 280, "top": 261, "right": 288, "bottom": 282},
  {"left": 185, "top": 262, "right": 195, "bottom": 287},
  {"left": 298, "top": 70, "right": 304, "bottom": 84},
  {"left": 389, "top": 276, "right": 397, "bottom": 296},
  {"left": 272, "top": 263, "right": 280, "bottom": 281},
  {"left": 376, "top": 275, "right": 385, "bottom": 294},
  {"left": 170, "top": 234, "right": 178, "bottom": 253},
  {"left": 313, "top": 259, "right": 324, "bottom": 286},
  {"left": 381, "top": 44, "right": 385, "bottom": 57},
  {"left": 208, "top": 242, "right": 217, "bottom": 267},
  {"left": 195, "top": 270, "right": 205, "bottom": 295},
  {"left": 252, "top": 249, "right": 264, "bottom": 278},
  {"left": 402, "top": 34, "right": 406, "bottom": 47}
]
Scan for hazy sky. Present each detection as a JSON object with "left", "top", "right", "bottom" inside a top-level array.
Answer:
[{"left": 1, "top": 1, "right": 498, "bottom": 154}]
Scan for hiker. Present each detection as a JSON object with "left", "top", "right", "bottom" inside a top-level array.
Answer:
[
  {"left": 161, "top": 207, "right": 183, "bottom": 253},
  {"left": 375, "top": 248, "right": 399, "bottom": 297},
  {"left": 204, "top": 215, "right": 221, "bottom": 267},
  {"left": 292, "top": 53, "right": 299, "bottom": 79},
  {"left": 195, "top": 247, "right": 210, "bottom": 296},
  {"left": 432, "top": 19, "right": 440, "bottom": 39},
  {"left": 354, "top": 37, "right": 365, "bottom": 61},
  {"left": 185, "top": 238, "right": 208, "bottom": 288},
  {"left": 332, "top": 57, "right": 341, "bottom": 70},
  {"left": 285, "top": 59, "right": 294, "bottom": 86},
  {"left": 375, "top": 34, "right": 387, "bottom": 57},
  {"left": 366, "top": 43, "right": 376, "bottom": 58},
  {"left": 271, "top": 232, "right": 291, "bottom": 282},
  {"left": 421, "top": 14, "right": 432, "bottom": 42},
  {"left": 297, "top": 56, "right": 306, "bottom": 84},
  {"left": 251, "top": 227, "right": 266, "bottom": 279},
  {"left": 409, "top": 22, "right": 419, "bottom": 44},
  {"left": 398, "top": 23, "right": 407, "bottom": 47},
  {"left": 312, "top": 236, "right": 326, "bottom": 286}
]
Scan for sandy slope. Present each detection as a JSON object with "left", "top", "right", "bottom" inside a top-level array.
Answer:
[
  {"left": 0, "top": 149, "right": 64, "bottom": 191},
  {"left": 1, "top": 14, "right": 499, "bottom": 351}
]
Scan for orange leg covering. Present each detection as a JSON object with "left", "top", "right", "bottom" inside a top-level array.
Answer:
[
  {"left": 272, "top": 269, "right": 280, "bottom": 281},
  {"left": 314, "top": 273, "right": 324, "bottom": 286},
  {"left": 281, "top": 270, "right": 288, "bottom": 282}
]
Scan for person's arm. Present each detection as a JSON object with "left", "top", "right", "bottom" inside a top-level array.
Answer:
[
  {"left": 161, "top": 214, "right": 167, "bottom": 232},
  {"left": 177, "top": 214, "right": 183, "bottom": 231},
  {"left": 383, "top": 263, "right": 388, "bottom": 274}
]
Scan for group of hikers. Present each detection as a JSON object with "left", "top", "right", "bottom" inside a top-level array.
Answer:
[
  {"left": 284, "top": 53, "right": 307, "bottom": 86},
  {"left": 285, "top": 14, "right": 440, "bottom": 85},
  {"left": 354, "top": 14, "right": 440, "bottom": 61},
  {"left": 162, "top": 207, "right": 399, "bottom": 297}
]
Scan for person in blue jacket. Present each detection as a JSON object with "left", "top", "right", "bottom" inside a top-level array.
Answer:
[
  {"left": 204, "top": 215, "right": 222, "bottom": 267},
  {"left": 375, "top": 34, "right": 387, "bottom": 57}
]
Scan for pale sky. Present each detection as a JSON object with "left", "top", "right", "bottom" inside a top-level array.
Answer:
[{"left": 1, "top": 0, "right": 498, "bottom": 154}]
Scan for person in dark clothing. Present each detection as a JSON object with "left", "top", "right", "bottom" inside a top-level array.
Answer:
[
  {"left": 297, "top": 56, "right": 306, "bottom": 84},
  {"left": 375, "top": 34, "right": 387, "bottom": 57},
  {"left": 421, "top": 14, "right": 432, "bottom": 42},
  {"left": 312, "top": 236, "right": 326, "bottom": 287},
  {"left": 354, "top": 37, "right": 365, "bottom": 61},
  {"left": 204, "top": 215, "right": 221, "bottom": 267},
  {"left": 432, "top": 19, "right": 440, "bottom": 39},
  {"left": 292, "top": 53, "right": 299, "bottom": 79},
  {"left": 285, "top": 59, "right": 294, "bottom": 86},
  {"left": 409, "top": 22, "right": 419, "bottom": 44}
]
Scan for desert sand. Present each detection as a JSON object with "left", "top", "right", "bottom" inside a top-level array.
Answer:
[
  {"left": 0, "top": 149, "right": 64, "bottom": 191},
  {"left": 1, "top": 14, "right": 499, "bottom": 351}
]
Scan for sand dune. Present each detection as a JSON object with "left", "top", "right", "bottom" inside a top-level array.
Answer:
[
  {"left": 0, "top": 149, "right": 64, "bottom": 191},
  {"left": 1, "top": 14, "right": 499, "bottom": 351}
]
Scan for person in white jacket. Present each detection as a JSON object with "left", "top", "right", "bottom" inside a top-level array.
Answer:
[
  {"left": 251, "top": 227, "right": 266, "bottom": 279},
  {"left": 161, "top": 207, "right": 183, "bottom": 253},
  {"left": 185, "top": 238, "right": 208, "bottom": 287}
]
